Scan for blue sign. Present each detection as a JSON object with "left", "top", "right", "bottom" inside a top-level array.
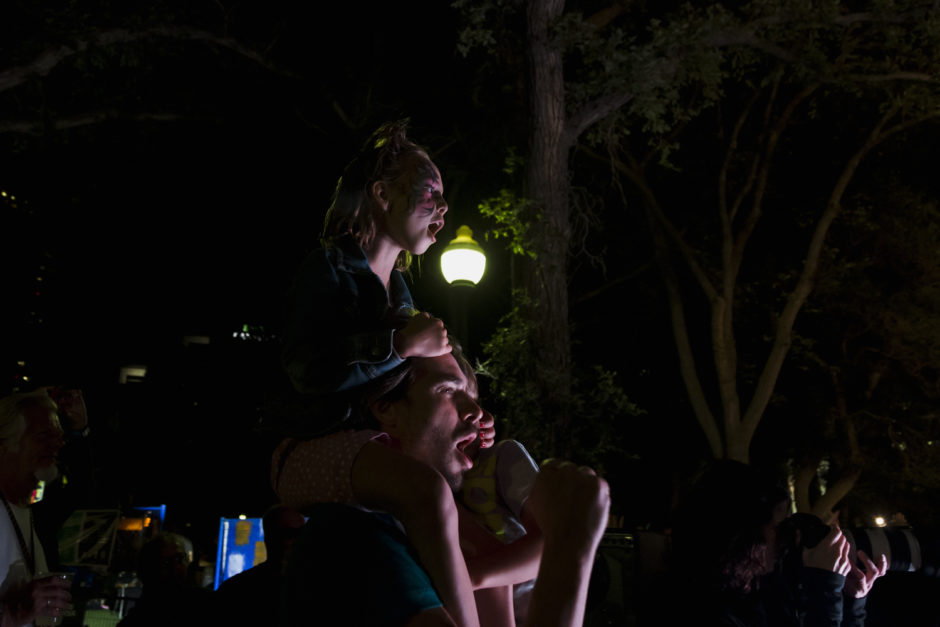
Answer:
[{"left": 214, "top": 517, "right": 265, "bottom": 590}]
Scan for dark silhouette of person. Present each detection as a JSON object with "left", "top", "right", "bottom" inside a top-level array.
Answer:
[
  {"left": 117, "top": 532, "right": 211, "bottom": 627},
  {"left": 214, "top": 505, "right": 305, "bottom": 626},
  {"left": 670, "top": 460, "right": 885, "bottom": 627}
]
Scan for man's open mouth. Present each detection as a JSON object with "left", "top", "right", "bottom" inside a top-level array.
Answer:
[
  {"left": 455, "top": 433, "right": 477, "bottom": 466},
  {"left": 428, "top": 220, "right": 444, "bottom": 239}
]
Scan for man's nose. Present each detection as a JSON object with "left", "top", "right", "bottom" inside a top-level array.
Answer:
[
  {"left": 436, "top": 196, "right": 448, "bottom": 215},
  {"left": 462, "top": 397, "right": 482, "bottom": 426}
]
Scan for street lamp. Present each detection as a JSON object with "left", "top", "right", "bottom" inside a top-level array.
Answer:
[
  {"left": 440, "top": 225, "right": 486, "bottom": 352},
  {"left": 440, "top": 225, "right": 486, "bottom": 286}
]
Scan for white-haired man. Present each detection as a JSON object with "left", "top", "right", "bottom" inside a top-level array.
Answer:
[{"left": 0, "top": 391, "right": 71, "bottom": 627}]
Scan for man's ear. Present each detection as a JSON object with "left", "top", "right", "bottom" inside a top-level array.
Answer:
[
  {"left": 369, "top": 399, "right": 400, "bottom": 435},
  {"left": 371, "top": 180, "right": 390, "bottom": 211}
]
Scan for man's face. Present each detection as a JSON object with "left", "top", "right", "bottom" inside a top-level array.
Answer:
[
  {"left": 379, "top": 354, "right": 482, "bottom": 491},
  {"left": 17, "top": 404, "right": 65, "bottom": 483}
]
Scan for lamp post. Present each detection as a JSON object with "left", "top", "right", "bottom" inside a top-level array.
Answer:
[
  {"left": 440, "top": 225, "right": 486, "bottom": 350},
  {"left": 441, "top": 225, "right": 486, "bottom": 286}
]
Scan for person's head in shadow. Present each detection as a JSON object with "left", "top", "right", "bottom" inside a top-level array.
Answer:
[
  {"left": 671, "top": 460, "right": 790, "bottom": 594},
  {"left": 136, "top": 532, "right": 193, "bottom": 596}
]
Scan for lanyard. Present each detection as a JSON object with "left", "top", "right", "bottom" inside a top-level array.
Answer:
[{"left": 0, "top": 490, "right": 35, "bottom": 577}]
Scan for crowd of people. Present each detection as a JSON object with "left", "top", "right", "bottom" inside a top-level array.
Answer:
[{"left": 0, "top": 121, "right": 902, "bottom": 626}]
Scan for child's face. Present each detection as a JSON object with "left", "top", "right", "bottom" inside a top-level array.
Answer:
[{"left": 385, "top": 157, "right": 447, "bottom": 255}]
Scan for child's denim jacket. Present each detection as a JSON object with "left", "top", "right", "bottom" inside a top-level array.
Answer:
[{"left": 277, "top": 235, "right": 415, "bottom": 436}]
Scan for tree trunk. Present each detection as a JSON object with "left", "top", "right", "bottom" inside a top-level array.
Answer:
[{"left": 525, "top": 0, "right": 574, "bottom": 457}]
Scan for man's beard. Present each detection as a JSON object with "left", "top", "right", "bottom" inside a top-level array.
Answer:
[
  {"left": 445, "top": 471, "right": 464, "bottom": 493},
  {"left": 34, "top": 465, "right": 59, "bottom": 483}
]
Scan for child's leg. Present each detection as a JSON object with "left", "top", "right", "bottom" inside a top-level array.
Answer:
[
  {"left": 352, "top": 441, "right": 480, "bottom": 627},
  {"left": 473, "top": 587, "right": 515, "bottom": 627},
  {"left": 457, "top": 504, "right": 527, "bottom": 627}
]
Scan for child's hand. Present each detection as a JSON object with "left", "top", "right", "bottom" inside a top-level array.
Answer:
[
  {"left": 478, "top": 410, "right": 495, "bottom": 449},
  {"left": 394, "top": 312, "right": 451, "bottom": 358}
]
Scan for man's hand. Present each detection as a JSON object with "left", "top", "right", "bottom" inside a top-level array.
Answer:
[
  {"left": 394, "top": 312, "right": 450, "bottom": 358},
  {"left": 527, "top": 459, "right": 610, "bottom": 555},
  {"left": 803, "top": 525, "right": 853, "bottom": 576},
  {"left": 844, "top": 550, "right": 888, "bottom": 599},
  {"left": 3, "top": 575, "right": 71, "bottom": 627}
]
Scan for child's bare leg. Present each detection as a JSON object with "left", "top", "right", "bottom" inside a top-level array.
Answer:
[
  {"left": 352, "top": 441, "right": 480, "bottom": 627},
  {"left": 474, "top": 586, "right": 515, "bottom": 627},
  {"left": 457, "top": 506, "right": 519, "bottom": 627}
]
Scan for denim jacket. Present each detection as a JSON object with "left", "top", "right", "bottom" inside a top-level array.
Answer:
[{"left": 281, "top": 235, "right": 416, "bottom": 398}]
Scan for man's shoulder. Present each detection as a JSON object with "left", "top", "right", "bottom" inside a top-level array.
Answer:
[{"left": 283, "top": 503, "right": 442, "bottom": 625}]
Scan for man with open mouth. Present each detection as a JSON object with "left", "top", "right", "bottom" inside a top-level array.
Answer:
[{"left": 280, "top": 346, "right": 610, "bottom": 627}]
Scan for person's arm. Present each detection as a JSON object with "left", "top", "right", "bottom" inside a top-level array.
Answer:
[
  {"left": 800, "top": 525, "right": 854, "bottom": 627},
  {"left": 460, "top": 504, "right": 543, "bottom": 590},
  {"left": 352, "top": 442, "right": 479, "bottom": 627},
  {"left": 840, "top": 550, "right": 888, "bottom": 627},
  {"left": 522, "top": 459, "right": 610, "bottom": 627}
]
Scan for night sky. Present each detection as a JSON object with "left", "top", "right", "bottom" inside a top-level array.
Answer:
[{"left": 0, "top": 1, "right": 538, "bottom": 532}]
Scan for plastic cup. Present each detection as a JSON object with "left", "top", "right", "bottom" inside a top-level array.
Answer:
[{"left": 34, "top": 571, "right": 74, "bottom": 627}]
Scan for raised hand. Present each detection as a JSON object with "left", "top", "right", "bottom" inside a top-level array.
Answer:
[
  {"left": 527, "top": 459, "right": 610, "bottom": 554},
  {"left": 803, "top": 525, "right": 853, "bottom": 576},
  {"left": 845, "top": 550, "right": 888, "bottom": 599}
]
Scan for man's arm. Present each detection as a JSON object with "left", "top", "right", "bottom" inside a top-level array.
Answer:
[
  {"left": 800, "top": 525, "right": 855, "bottom": 627},
  {"left": 523, "top": 459, "right": 610, "bottom": 627},
  {"left": 405, "top": 459, "right": 611, "bottom": 627}
]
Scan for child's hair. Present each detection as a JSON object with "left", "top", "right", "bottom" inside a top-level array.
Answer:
[{"left": 321, "top": 120, "right": 433, "bottom": 271}]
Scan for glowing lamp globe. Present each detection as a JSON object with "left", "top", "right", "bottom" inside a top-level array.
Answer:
[{"left": 441, "top": 226, "right": 486, "bottom": 286}]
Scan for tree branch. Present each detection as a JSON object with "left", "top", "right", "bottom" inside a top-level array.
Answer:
[
  {"left": 841, "top": 72, "right": 940, "bottom": 84},
  {"left": 584, "top": 1, "right": 636, "bottom": 29},
  {"left": 740, "top": 102, "right": 940, "bottom": 435},
  {"left": 812, "top": 469, "right": 861, "bottom": 520},
  {"left": 730, "top": 83, "right": 817, "bottom": 282},
  {"left": 0, "top": 110, "right": 186, "bottom": 135},
  {"left": 0, "top": 26, "right": 294, "bottom": 95},
  {"left": 608, "top": 150, "right": 719, "bottom": 302},
  {"left": 609, "top": 147, "right": 722, "bottom": 456},
  {"left": 794, "top": 460, "right": 820, "bottom": 514},
  {"left": 719, "top": 87, "right": 762, "bottom": 226},
  {"left": 565, "top": 90, "right": 634, "bottom": 147}
]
